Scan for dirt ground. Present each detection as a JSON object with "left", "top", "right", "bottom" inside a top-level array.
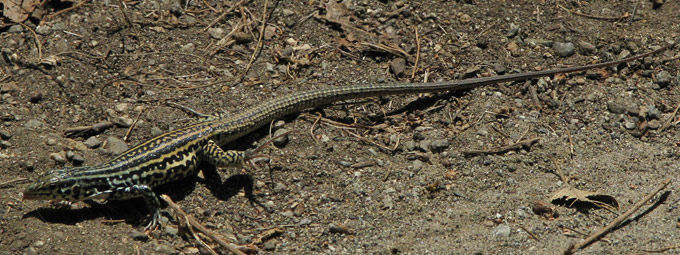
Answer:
[{"left": 1, "top": 0, "right": 679, "bottom": 254}]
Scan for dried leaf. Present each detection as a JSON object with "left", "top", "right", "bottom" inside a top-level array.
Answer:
[
  {"left": 550, "top": 187, "right": 619, "bottom": 211},
  {"left": 1, "top": 0, "right": 40, "bottom": 22}
]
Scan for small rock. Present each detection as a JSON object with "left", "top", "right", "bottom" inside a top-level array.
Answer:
[
  {"left": 46, "top": 138, "right": 57, "bottom": 146},
  {"left": 281, "top": 210, "right": 294, "bottom": 218},
  {"left": 84, "top": 136, "right": 102, "bottom": 148},
  {"left": 409, "top": 160, "right": 423, "bottom": 171},
  {"left": 263, "top": 240, "right": 277, "bottom": 251},
  {"left": 493, "top": 64, "right": 506, "bottom": 75},
  {"left": 50, "top": 152, "right": 67, "bottom": 163},
  {"left": 236, "top": 233, "right": 252, "bottom": 244},
  {"left": 32, "top": 240, "right": 44, "bottom": 247},
  {"left": 35, "top": 25, "right": 51, "bottom": 35},
  {"left": 282, "top": 8, "right": 295, "bottom": 16},
  {"left": 24, "top": 119, "right": 43, "bottom": 129},
  {"left": 0, "top": 130, "right": 11, "bottom": 140},
  {"left": 506, "top": 41, "right": 520, "bottom": 56},
  {"left": 382, "top": 195, "right": 394, "bottom": 209},
  {"left": 273, "top": 183, "right": 287, "bottom": 193},
  {"left": 0, "top": 140, "right": 10, "bottom": 149},
  {"left": 647, "top": 105, "right": 661, "bottom": 120},
  {"left": 29, "top": 91, "right": 43, "bottom": 103},
  {"left": 153, "top": 242, "right": 178, "bottom": 254},
  {"left": 114, "top": 116, "right": 134, "bottom": 127},
  {"left": 624, "top": 119, "right": 637, "bottom": 130},
  {"left": 430, "top": 139, "right": 450, "bottom": 152},
  {"left": 163, "top": 226, "right": 179, "bottom": 237},
  {"left": 105, "top": 137, "right": 129, "bottom": 155},
  {"left": 232, "top": 32, "right": 252, "bottom": 43},
  {"left": 390, "top": 58, "right": 406, "bottom": 76},
  {"left": 180, "top": 43, "right": 195, "bottom": 53},
  {"left": 115, "top": 103, "right": 129, "bottom": 113},
  {"left": 417, "top": 139, "right": 431, "bottom": 152},
  {"left": 648, "top": 119, "right": 660, "bottom": 130},
  {"left": 553, "top": 42, "right": 575, "bottom": 57},
  {"left": 272, "top": 128, "right": 289, "bottom": 147},
  {"left": 150, "top": 127, "right": 163, "bottom": 136},
  {"left": 607, "top": 102, "right": 626, "bottom": 114},
  {"left": 207, "top": 27, "right": 225, "bottom": 39},
  {"left": 71, "top": 154, "right": 85, "bottom": 165},
  {"left": 577, "top": 41, "right": 597, "bottom": 55},
  {"left": 329, "top": 223, "right": 352, "bottom": 235},
  {"left": 130, "top": 230, "right": 149, "bottom": 241},
  {"left": 492, "top": 224, "right": 511, "bottom": 238},
  {"left": 403, "top": 140, "right": 416, "bottom": 151},
  {"left": 656, "top": 70, "right": 672, "bottom": 88}
]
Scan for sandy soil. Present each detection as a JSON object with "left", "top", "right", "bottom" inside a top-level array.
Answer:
[{"left": 1, "top": 1, "right": 679, "bottom": 254}]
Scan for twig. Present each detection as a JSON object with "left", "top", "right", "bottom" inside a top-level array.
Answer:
[
  {"left": 123, "top": 109, "right": 145, "bottom": 142},
  {"left": 0, "top": 178, "right": 28, "bottom": 188},
  {"left": 204, "top": 0, "right": 250, "bottom": 31},
  {"left": 64, "top": 121, "right": 115, "bottom": 137},
  {"left": 240, "top": 0, "right": 269, "bottom": 80},
  {"left": 549, "top": 156, "right": 569, "bottom": 184},
  {"left": 564, "top": 178, "right": 672, "bottom": 255},
  {"left": 558, "top": 4, "right": 631, "bottom": 22},
  {"left": 114, "top": 0, "right": 134, "bottom": 28},
  {"left": 160, "top": 195, "right": 248, "bottom": 255},
  {"left": 310, "top": 112, "right": 322, "bottom": 142},
  {"left": 462, "top": 137, "right": 539, "bottom": 156},
  {"left": 18, "top": 23, "right": 42, "bottom": 61},
  {"left": 410, "top": 26, "right": 420, "bottom": 80},
  {"left": 566, "top": 126, "right": 574, "bottom": 159},
  {"left": 660, "top": 103, "right": 680, "bottom": 132},
  {"left": 520, "top": 225, "right": 540, "bottom": 241},
  {"left": 46, "top": 0, "right": 91, "bottom": 20}
]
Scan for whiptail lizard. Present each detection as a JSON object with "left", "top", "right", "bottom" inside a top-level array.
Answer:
[{"left": 23, "top": 44, "right": 672, "bottom": 230}]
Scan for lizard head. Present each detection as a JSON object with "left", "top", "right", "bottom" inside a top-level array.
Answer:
[{"left": 23, "top": 168, "right": 80, "bottom": 201}]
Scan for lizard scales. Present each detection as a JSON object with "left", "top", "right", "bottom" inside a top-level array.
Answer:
[{"left": 23, "top": 45, "right": 671, "bottom": 229}]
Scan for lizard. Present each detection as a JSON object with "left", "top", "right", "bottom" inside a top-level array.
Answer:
[{"left": 22, "top": 43, "right": 672, "bottom": 230}]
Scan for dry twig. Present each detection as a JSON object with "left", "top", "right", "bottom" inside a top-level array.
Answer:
[
  {"left": 462, "top": 137, "right": 539, "bottom": 156},
  {"left": 564, "top": 178, "right": 672, "bottom": 255},
  {"left": 160, "top": 195, "right": 248, "bottom": 255},
  {"left": 240, "top": 0, "right": 269, "bottom": 80}
]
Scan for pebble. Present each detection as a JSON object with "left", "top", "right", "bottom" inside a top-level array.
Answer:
[
  {"left": 163, "top": 226, "right": 179, "bottom": 237},
  {"left": 329, "top": 223, "right": 352, "bottom": 234},
  {"left": 281, "top": 210, "right": 294, "bottom": 217},
  {"left": 607, "top": 102, "right": 626, "bottom": 114},
  {"left": 403, "top": 140, "right": 416, "bottom": 151},
  {"left": 236, "top": 233, "right": 252, "bottom": 244},
  {"left": 272, "top": 128, "right": 289, "bottom": 147},
  {"left": 0, "top": 141, "right": 10, "bottom": 149},
  {"left": 553, "top": 42, "right": 575, "bottom": 57},
  {"left": 409, "top": 160, "right": 423, "bottom": 171},
  {"left": 430, "top": 138, "right": 449, "bottom": 152},
  {"left": 648, "top": 119, "right": 660, "bottom": 130},
  {"left": 105, "top": 136, "right": 129, "bottom": 155},
  {"left": 180, "top": 42, "right": 195, "bottom": 53},
  {"left": 153, "top": 242, "right": 178, "bottom": 254},
  {"left": 71, "top": 154, "right": 85, "bottom": 165},
  {"left": 263, "top": 240, "right": 277, "bottom": 250},
  {"left": 273, "top": 182, "right": 287, "bottom": 192},
  {"left": 647, "top": 105, "right": 661, "bottom": 120},
  {"left": 492, "top": 224, "right": 511, "bottom": 238},
  {"left": 150, "top": 127, "right": 163, "bottom": 136},
  {"left": 50, "top": 152, "right": 67, "bottom": 163},
  {"left": 299, "top": 218, "right": 312, "bottom": 225},
  {"left": 207, "top": 27, "right": 225, "bottom": 39},
  {"left": 417, "top": 139, "right": 431, "bottom": 152},
  {"left": 115, "top": 103, "right": 129, "bottom": 113},
  {"left": 35, "top": 25, "right": 51, "bottom": 35},
  {"left": 84, "top": 136, "right": 102, "bottom": 148},
  {"left": 624, "top": 119, "right": 637, "bottom": 130},
  {"left": 656, "top": 70, "right": 671, "bottom": 88},
  {"left": 29, "top": 91, "right": 43, "bottom": 103},
  {"left": 130, "top": 230, "right": 149, "bottom": 241},
  {"left": 282, "top": 8, "right": 295, "bottom": 16},
  {"left": 524, "top": 38, "right": 552, "bottom": 47},
  {"left": 0, "top": 130, "right": 10, "bottom": 140},
  {"left": 24, "top": 119, "right": 43, "bottom": 129},
  {"left": 390, "top": 58, "right": 406, "bottom": 76},
  {"left": 382, "top": 195, "right": 394, "bottom": 209},
  {"left": 577, "top": 41, "right": 597, "bottom": 55}
]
